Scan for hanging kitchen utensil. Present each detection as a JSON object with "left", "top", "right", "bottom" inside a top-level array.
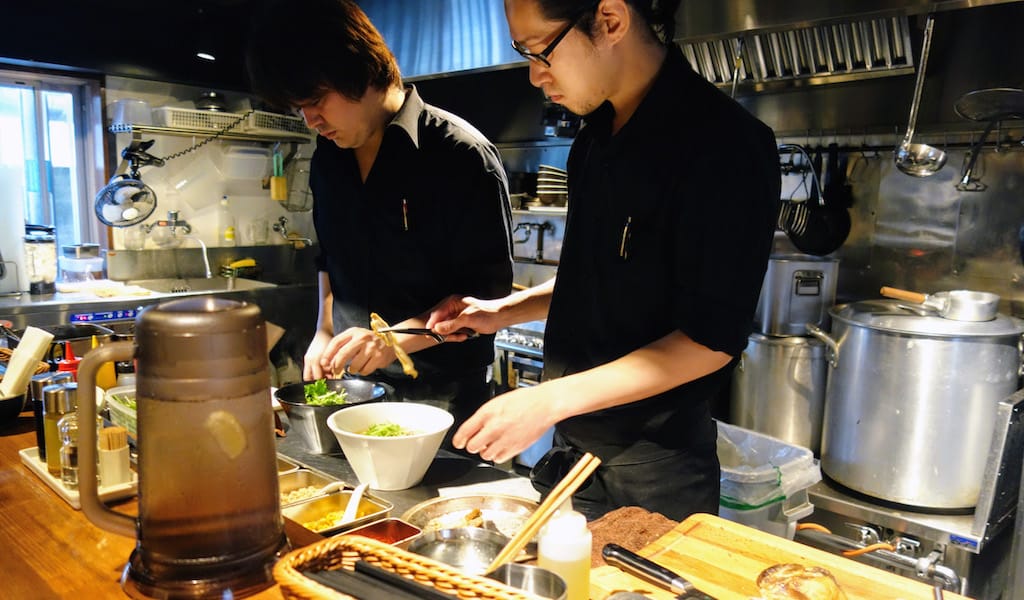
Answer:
[
  {"left": 779, "top": 144, "right": 851, "bottom": 256},
  {"left": 94, "top": 139, "right": 164, "bottom": 227},
  {"left": 270, "top": 144, "right": 288, "bottom": 201},
  {"left": 894, "top": 14, "right": 947, "bottom": 177},
  {"left": 953, "top": 87, "right": 1024, "bottom": 191},
  {"left": 954, "top": 87, "right": 1024, "bottom": 122},
  {"left": 956, "top": 119, "right": 998, "bottom": 192},
  {"left": 879, "top": 286, "right": 1000, "bottom": 321}
]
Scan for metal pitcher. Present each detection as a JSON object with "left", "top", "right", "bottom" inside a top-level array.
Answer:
[{"left": 77, "top": 297, "right": 287, "bottom": 598}]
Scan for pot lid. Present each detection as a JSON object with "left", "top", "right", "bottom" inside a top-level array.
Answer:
[{"left": 830, "top": 299, "right": 1024, "bottom": 337}]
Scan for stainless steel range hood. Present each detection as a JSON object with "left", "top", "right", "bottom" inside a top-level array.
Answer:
[{"left": 674, "top": 0, "right": 1024, "bottom": 90}]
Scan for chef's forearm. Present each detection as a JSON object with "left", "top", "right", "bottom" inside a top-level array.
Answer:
[
  {"left": 544, "top": 329, "right": 732, "bottom": 420},
  {"left": 314, "top": 271, "right": 334, "bottom": 335}
]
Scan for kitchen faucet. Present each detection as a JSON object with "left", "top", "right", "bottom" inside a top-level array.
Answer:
[
  {"left": 272, "top": 216, "right": 313, "bottom": 249},
  {"left": 142, "top": 210, "right": 192, "bottom": 235},
  {"left": 178, "top": 236, "right": 212, "bottom": 279}
]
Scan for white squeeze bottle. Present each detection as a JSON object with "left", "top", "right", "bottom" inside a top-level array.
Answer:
[
  {"left": 538, "top": 510, "right": 591, "bottom": 600},
  {"left": 218, "top": 195, "right": 237, "bottom": 246}
]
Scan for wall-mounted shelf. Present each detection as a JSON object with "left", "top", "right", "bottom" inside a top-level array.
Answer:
[{"left": 109, "top": 123, "right": 313, "bottom": 145}]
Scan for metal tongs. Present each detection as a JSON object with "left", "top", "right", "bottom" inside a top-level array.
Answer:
[{"left": 375, "top": 327, "right": 479, "bottom": 343}]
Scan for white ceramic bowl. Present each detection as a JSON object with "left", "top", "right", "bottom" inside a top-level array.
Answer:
[{"left": 327, "top": 402, "right": 454, "bottom": 490}]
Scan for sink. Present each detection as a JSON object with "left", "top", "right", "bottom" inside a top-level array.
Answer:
[{"left": 127, "top": 277, "right": 277, "bottom": 295}]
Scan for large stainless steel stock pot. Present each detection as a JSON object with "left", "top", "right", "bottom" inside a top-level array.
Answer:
[{"left": 807, "top": 299, "right": 1024, "bottom": 509}]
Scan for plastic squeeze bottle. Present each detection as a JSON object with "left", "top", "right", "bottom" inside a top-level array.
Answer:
[
  {"left": 218, "top": 196, "right": 237, "bottom": 246},
  {"left": 538, "top": 510, "right": 591, "bottom": 600}
]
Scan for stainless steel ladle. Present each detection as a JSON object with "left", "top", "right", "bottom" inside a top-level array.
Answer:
[{"left": 895, "top": 14, "right": 947, "bottom": 177}]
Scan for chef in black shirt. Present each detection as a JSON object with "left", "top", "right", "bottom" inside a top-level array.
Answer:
[
  {"left": 246, "top": 0, "right": 513, "bottom": 431},
  {"left": 429, "top": 0, "right": 779, "bottom": 519}
]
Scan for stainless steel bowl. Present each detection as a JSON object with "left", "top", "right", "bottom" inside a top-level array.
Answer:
[
  {"left": 407, "top": 527, "right": 510, "bottom": 575},
  {"left": 487, "top": 563, "right": 567, "bottom": 600},
  {"left": 275, "top": 379, "right": 387, "bottom": 454}
]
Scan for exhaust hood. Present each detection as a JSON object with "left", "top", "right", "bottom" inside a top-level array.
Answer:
[{"left": 674, "top": 0, "right": 1024, "bottom": 90}]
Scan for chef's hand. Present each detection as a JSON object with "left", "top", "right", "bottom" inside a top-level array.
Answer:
[
  {"left": 318, "top": 327, "right": 396, "bottom": 377},
  {"left": 303, "top": 330, "right": 334, "bottom": 380},
  {"left": 453, "top": 386, "right": 558, "bottom": 464},
  {"left": 426, "top": 294, "right": 503, "bottom": 340}
]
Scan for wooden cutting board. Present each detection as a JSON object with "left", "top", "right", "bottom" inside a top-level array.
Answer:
[{"left": 590, "top": 513, "right": 971, "bottom": 600}]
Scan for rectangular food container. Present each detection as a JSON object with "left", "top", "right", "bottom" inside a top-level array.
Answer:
[
  {"left": 276, "top": 454, "right": 302, "bottom": 474},
  {"left": 282, "top": 490, "right": 392, "bottom": 536},
  {"left": 279, "top": 469, "right": 341, "bottom": 507},
  {"left": 344, "top": 517, "right": 422, "bottom": 549}
]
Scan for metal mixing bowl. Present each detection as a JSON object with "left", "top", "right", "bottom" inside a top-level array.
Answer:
[
  {"left": 487, "top": 563, "right": 567, "bottom": 600},
  {"left": 274, "top": 379, "right": 387, "bottom": 454},
  {"left": 407, "top": 527, "right": 510, "bottom": 575}
]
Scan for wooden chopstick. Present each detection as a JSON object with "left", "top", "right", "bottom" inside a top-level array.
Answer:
[{"left": 484, "top": 451, "right": 601, "bottom": 573}]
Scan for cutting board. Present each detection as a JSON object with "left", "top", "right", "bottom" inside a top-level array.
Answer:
[{"left": 590, "top": 513, "right": 970, "bottom": 600}]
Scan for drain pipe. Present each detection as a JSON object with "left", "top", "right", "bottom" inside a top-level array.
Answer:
[{"left": 795, "top": 528, "right": 962, "bottom": 592}]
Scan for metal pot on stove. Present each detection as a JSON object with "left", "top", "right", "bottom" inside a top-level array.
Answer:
[
  {"left": 807, "top": 299, "right": 1024, "bottom": 510},
  {"left": 754, "top": 254, "right": 838, "bottom": 335}
]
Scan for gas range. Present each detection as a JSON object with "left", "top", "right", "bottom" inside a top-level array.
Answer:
[{"left": 495, "top": 320, "right": 545, "bottom": 359}]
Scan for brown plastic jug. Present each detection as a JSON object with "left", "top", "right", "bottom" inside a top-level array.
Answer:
[{"left": 77, "top": 297, "right": 287, "bottom": 598}]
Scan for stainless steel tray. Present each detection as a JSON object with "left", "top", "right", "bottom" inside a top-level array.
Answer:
[
  {"left": 283, "top": 490, "right": 392, "bottom": 536},
  {"left": 401, "top": 494, "right": 538, "bottom": 539}
]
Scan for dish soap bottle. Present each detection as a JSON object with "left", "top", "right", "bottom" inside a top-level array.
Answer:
[
  {"left": 538, "top": 510, "right": 591, "bottom": 600},
  {"left": 218, "top": 196, "right": 236, "bottom": 246}
]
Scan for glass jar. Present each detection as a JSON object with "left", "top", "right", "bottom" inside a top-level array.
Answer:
[
  {"left": 24, "top": 225, "right": 57, "bottom": 295},
  {"left": 60, "top": 244, "right": 106, "bottom": 282}
]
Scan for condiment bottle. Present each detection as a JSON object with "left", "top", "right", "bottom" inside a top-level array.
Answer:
[
  {"left": 537, "top": 510, "right": 591, "bottom": 600},
  {"left": 56, "top": 342, "right": 81, "bottom": 380},
  {"left": 42, "top": 383, "right": 73, "bottom": 476},
  {"left": 58, "top": 384, "right": 80, "bottom": 489},
  {"left": 30, "top": 372, "right": 71, "bottom": 462}
]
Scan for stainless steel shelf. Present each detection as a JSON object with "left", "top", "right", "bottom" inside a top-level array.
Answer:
[{"left": 108, "top": 123, "right": 313, "bottom": 144}]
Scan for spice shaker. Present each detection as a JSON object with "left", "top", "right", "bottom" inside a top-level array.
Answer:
[{"left": 42, "top": 383, "right": 73, "bottom": 476}]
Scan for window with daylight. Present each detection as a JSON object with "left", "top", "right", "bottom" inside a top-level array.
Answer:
[{"left": 0, "top": 68, "right": 106, "bottom": 252}]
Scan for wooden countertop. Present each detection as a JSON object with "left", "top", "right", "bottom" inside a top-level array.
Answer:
[{"left": 0, "top": 408, "right": 318, "bottom": 599}]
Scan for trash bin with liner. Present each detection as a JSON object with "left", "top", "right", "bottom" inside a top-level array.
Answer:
[{"left": 716, "top": 420, "right": 821, "bottom": 539}]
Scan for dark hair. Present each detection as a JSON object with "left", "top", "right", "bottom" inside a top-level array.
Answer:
[
  {"left": 537, "top": 0, "right": 681, "bottom": 45},
  {"left": 245, "top": 0, "right": 401, "bottom": 109}
]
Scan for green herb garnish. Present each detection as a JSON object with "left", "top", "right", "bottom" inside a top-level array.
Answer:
[
  {"left": 303, "top": 379, "right": 348, "bottom": 406},
  {"left": 361, "top": 422, "right": 416, "bottom": 437}
]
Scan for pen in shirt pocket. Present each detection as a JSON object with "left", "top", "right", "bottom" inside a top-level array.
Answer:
[
  {"left": 619, "top": 216, "right": 632, "bottom": 260},
  {"left": 402, "top": 198, "right": 409, "bottom": 231}
]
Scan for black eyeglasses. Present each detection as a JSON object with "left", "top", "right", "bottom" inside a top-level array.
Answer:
[{"left": 511, "top": 0, "right": 600, "bottom": 67}]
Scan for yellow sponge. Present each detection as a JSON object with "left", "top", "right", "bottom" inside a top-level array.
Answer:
[{"left": 228, "top": 258, "right": 256, "bottom": 269}]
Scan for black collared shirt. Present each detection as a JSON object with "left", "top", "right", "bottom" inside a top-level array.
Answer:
[
  {"left": 546, "top": 46, "right": 780, "bottom": 450},
  {"left": 309, "top": 85, "right": 513, "bottom": 382}
]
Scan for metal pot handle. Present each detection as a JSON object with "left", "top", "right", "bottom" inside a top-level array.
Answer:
[{"left": 805, "top": 324, "right": 839, "bottom": 368}]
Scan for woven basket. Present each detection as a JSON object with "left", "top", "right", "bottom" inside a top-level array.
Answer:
[
  {"left": 0, "top": 347, "right": 51, "bottom": 383},
  {"left": 275, "top": 534, "right": 537, "bottom": 600}
]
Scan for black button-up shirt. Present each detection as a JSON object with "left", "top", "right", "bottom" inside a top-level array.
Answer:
[
  {"left": 547, "top": 46, "right": 780, "bottom": 451},
  {"left": 310, "top": 86, "right": 513, "bottom": 382}
]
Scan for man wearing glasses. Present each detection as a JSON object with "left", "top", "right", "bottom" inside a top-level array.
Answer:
[
  {"left": 430, "top": 0, "right": 780, "bottom": 520},
  {"left": 245, "top": 0, "right": 514, "bottom": 438}
]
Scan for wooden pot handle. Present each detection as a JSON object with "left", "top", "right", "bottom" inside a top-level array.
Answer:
[{"left": 880, "top": 286, "right": 928, "bottom": 304}]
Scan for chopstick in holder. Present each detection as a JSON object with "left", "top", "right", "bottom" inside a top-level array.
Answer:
[
  {"left": 484, "top": 451, "right": 601, "bottom": 574},
  {"left": 353, "top": 560, "right": 456, "bottom": 600}
]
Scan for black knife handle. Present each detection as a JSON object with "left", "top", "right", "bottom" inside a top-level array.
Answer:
[{"left": 602, "top": 543, "right": 717, "bottom": 600}]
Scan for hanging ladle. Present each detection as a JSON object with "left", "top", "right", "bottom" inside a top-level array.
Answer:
[{"left": 895, "top": 14, "right": 947, "bottom": 177}]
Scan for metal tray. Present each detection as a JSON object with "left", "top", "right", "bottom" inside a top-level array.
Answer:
[
  {"left": 282, "top": 490, "right": 392, "bottom": 536},
  {"left": 279, "top": 469, "right": 343, "bottom": 507},
  {"left": 401, "top": 494, "right": 538, "bottom": 539},
  {"left": 277, "top": 454, "right": 301, "bottom": 474}
]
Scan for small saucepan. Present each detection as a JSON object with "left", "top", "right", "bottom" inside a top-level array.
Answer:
[{"left": 880, "top": 286, "right": 1000, "bottom": 322}]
